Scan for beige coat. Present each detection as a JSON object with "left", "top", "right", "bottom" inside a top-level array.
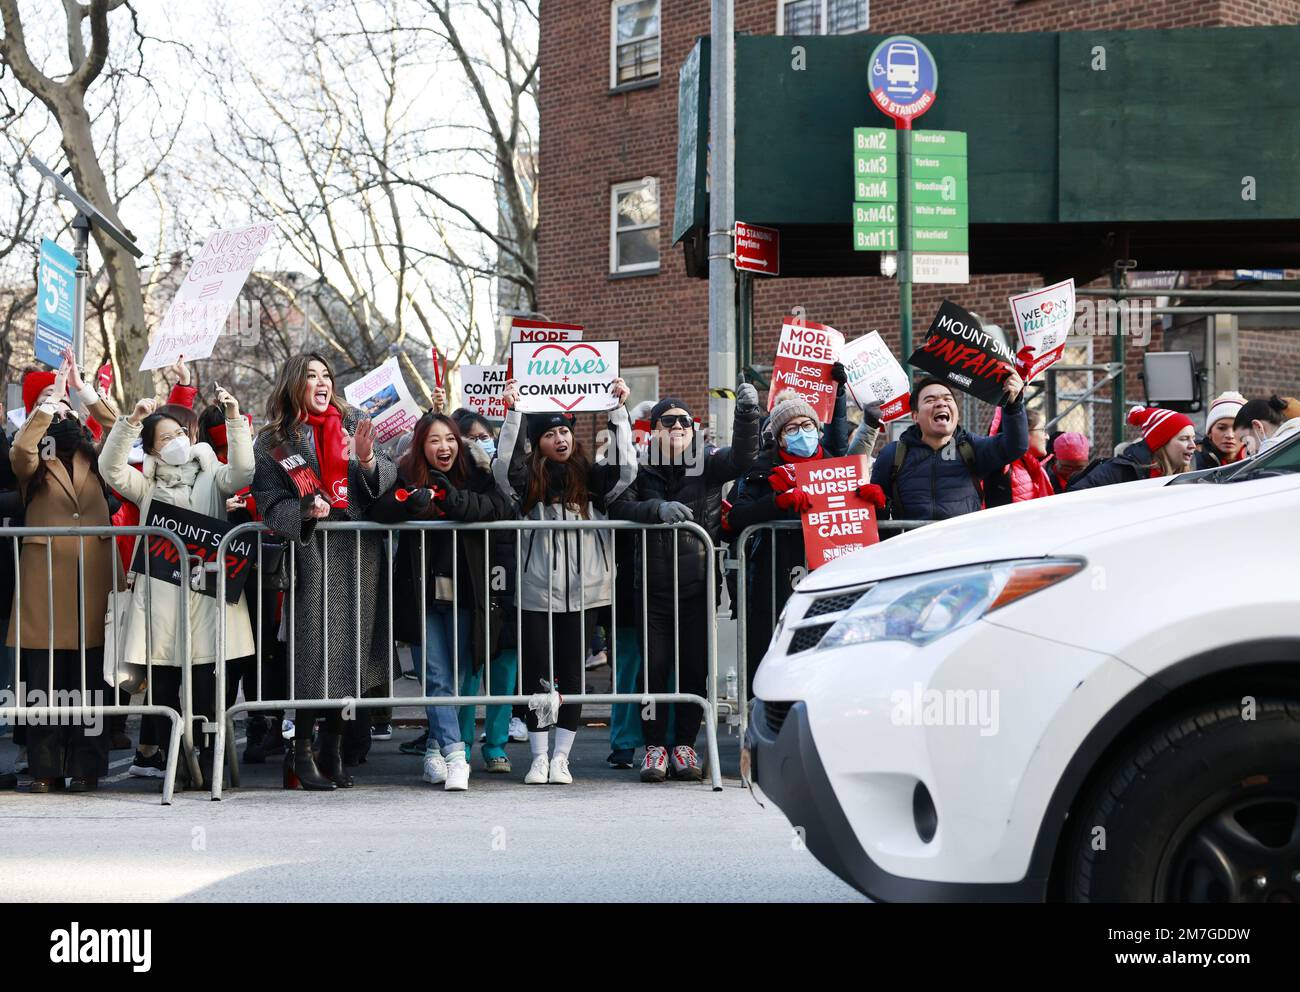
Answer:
[
  {"left": 7, "top": 400, "right": 123, "bottom": 651},
  {"left": 99, "top": 415, "right": 256, "bottom": 667}
]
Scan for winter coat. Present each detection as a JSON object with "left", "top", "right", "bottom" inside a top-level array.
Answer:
[
  {"left": 609, "top": 403, "right": 761, "bottom": 598},
  {"left": 1067, "top": 439, "right": 1157, "bottom": 491},
  {"left": 1193, "top": 438, "right": 1246, "bottom": 472},
  {"left": 369, "top": 452, "right": 510, "bottom": 669},
  {"left": 1007, "top": 451, "right": 1055, "bottom": 502},
  {"left": 1259, "top": 417, "right": 1300, "bottom": 455},
  {"left": 493, "top": 405, "right": 638, "bottom": 613},
  {"left": 7, "top": 399, "right": 123, "bottom": 651},
  {"left": 870, "top": 397, "right": 1029, "bottom": 521},
  {"left": 251, "top": 409, "right": 398, "bottom": 700},
  {"left": 99, "top": 414, "right": 256, "bottom": 667}
]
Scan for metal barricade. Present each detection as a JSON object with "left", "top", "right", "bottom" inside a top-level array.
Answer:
[
  {"left": 210, "top": 518, "right": 725, "bottom": 797},
  {"left": 732, "top": 519, "right": 931, "bottom": 740},
  {"left": 0, "top": 525, "right": 197, "bottom": 804}
]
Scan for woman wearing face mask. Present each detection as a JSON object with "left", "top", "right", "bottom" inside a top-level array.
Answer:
[
  {"left": 726, "top": 390, "right": 887, "bottom": 695},
  {"left": 1069, "top": 405, "right": 1197, "bottom": 491},
  {"left": 250, "top": 353, "right": 397, "bottom": 790},
  {"left": 8, "top": 359, "right": 122, "bottom": 792},
  {"left": 493, "top": 376, "right": 637, "bottom": 785},
  {"left": 99, "top": 385, "right": 256, "bottom": 790},
  {"left": 1233, "top": 395, "right": 1300, "bottom": 457},
  {"left": 370, "top": 412, "right": 508, "bottom": 790}
]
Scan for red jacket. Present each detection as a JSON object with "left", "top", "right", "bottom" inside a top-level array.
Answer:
[{"left": 1008, "top": 450, "right": 1056, "bottom": 503}]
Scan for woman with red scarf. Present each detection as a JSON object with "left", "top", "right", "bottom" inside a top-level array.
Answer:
[
  {"left": 250, "top": 353, "right": 397, "bottom": 791},
  {"left": 726, "top": 390, "right": 885, "bottom": 694}
]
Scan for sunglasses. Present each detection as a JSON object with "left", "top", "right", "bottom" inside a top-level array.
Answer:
[{"left": 659, "top": 415, "right": 693, "bottom": 428}]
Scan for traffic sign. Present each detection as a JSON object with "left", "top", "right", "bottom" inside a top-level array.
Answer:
[
  {"left": 854, "top": 151, "right": 898, "bottom": 178},
  {"left": 35, "top": 238, "right": 76, "bottom": 368},
  {"left": 911, "top": 202, "right": 967, "bottom": 227},
  {"left": 913, "top": 253, "right": 969, "bottom": 284},
  {"left": 912, "top": 227, "right": 968, "bottom": 252},
  {"left": 912, "top": 130, "right": 966, "bottom": 155},
  {"left": 853, "top": 225, "right": 899, "bottom": 251},
  {"left": 910, "top": 154, "right": 967, "bottom": 181},
  {"left": 853, "top": 127, "right": 896, "bottom": 153},
  {"left": 911, "top": 175, "right": 966, "bottom": 204},
  {"left": 855, "top": 177, "right": 898, "bottom": 201},
  {"left": 734, "top": 221, "right": 780, "bottom": 275},
  {"left": 853, "top": 202, "right": 899, "bottom": 226},
  {"left": 868, "top": 35, "right": 938, "bottom": 124}
]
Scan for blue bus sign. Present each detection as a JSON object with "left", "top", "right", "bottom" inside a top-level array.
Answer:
[{"left": 868, "top": 35, "right": 938, "bottom": 124}]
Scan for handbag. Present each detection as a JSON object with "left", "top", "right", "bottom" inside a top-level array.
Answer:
[{"left": 102, "top": 590, "right": 147, "bottom": 695}]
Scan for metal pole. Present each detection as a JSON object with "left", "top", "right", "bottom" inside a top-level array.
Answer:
[
  {"left": 708, "top": 0, "right": 737, "bottom": 446},
  {"left": 71, "top": 214, "right": 90, "bottom": 411},
  {"left": 737, "top": 270, "right": 753, "bottom": 383},
  {"left": 1111, "top": 259, "right": 1127, "bottom": 448},
  {"left": 897, "top": 126, "right": 913, "bottom": 381}
]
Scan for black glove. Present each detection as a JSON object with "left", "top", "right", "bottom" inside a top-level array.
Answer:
[
  {"left": 861, "top": 401, "right": 883, "bottom": 430},
  {"left": 831, "top": 361, "right": 847, "bottom": 386},
  {"left": 407, "top": 488, "right": 433, "bottom": 512},
  {"left": 735, "top": 382, "right": 760, "bottom": 416}
]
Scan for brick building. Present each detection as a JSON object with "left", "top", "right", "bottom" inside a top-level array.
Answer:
[{"left": 537, "top": 1, "right": 1300, "bottom": 450}]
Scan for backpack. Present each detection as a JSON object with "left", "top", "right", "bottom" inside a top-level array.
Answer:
[{"left": 886, "top": 435, "right": 980, "bottom": 518}]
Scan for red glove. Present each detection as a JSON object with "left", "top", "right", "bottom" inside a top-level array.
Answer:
[
  {"left": 774, "top": 488, "right": 812, "bottom": 513},
  {"left": 767, "top": 463, "right": 798, "bottom": 493},
  {"left": 857, "top": 483, "right": 887, "bottom": 509},
  {"left": 720, "top": 497, "right": 733, "bottom": 536}
]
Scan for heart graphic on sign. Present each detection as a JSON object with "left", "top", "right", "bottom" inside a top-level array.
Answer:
[
  {"left": 532, "top": 343, "right": 600, "bottom": 358},
  {"left": 1040, "top": 301, "right": 1054, "bottom": 315}
]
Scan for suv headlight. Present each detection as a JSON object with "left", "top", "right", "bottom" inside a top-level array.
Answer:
[{"left": 816, "top": 558, "right": 1084, "bottom": 651}]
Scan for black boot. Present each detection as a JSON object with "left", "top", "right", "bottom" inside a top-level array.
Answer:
[
  {"left": 287, "top": 734, "right": 336, "bottom": 791},
  {"left": 243, "top": 716, "right": 268, "bottom": 764},
  {"left": 316, "top": 731, "right": 354, "bottom": 788}
]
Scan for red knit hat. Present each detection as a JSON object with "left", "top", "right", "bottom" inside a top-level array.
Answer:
[
  {"left": 1128, "top": 405, "right": 1194, "bottom": 453},
  {"left": 22, "top": 371, "right": 56, "bottom": 413}
]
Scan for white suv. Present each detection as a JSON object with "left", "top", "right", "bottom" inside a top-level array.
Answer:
[{"left": 746, "top": 432, "right": 1300, "bottom": 902}]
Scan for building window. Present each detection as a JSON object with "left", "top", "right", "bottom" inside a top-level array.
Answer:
[
  {"left": 621, "top": 365, "right": 660, "bottom": 417},
  {"left": 610, "top": 178, "right": 659, "bottom": 275},
  {"left": 611, "top": 0, "right": 660, "bottom": 89},
  {"left": 777, "top": 0, "right": 869, "bottom": 35}
]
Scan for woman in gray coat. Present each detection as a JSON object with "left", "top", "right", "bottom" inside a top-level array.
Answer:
[{"left": 251, "top": 353, "right": 397, "bottom": 791}]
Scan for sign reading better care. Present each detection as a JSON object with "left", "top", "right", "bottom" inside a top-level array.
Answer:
[{"left": 511, "top": 341, "right": 620, "bottom": 413}]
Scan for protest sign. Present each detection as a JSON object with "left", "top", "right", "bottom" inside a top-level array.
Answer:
[
  {"left": 908, "top": 299, "right": 1015, "bottom": 404},
  {"left": 1009, "top": 277, "right": 1075, "bottom": 380},
  {"left": 461, "top": 364, "right": 509, "bottom": 421},
  {"left": 35, "top": 238, "right": 76, "bottom": 369},
  {"left": 271, "top": 444, "right": 325, "bottom": 499},
  {"left": 96, "top": 363, "right": 113, "bottom": 393},
  {"left": 793, "top": 455, "right": 878, "bottom": 569},
  {"left": 839, "top": 331, "right": 910, "bottom": 421},
  {"left": 511, "top": 340, "right": 620, "bottom": 414},
  {"left": 768, "top": 318, "right": 844, "bottom": 424},
  {"left": 7, "top": 408, "right": 25, "bottom": 432},
  {"left": 507, "top": 317, "right": 583, "bottom": 377},
  {"left": 343, "top": 356, "right": 423, "bottom": 445},
  {"left": 139, "top": 223, "right": 273, "bottom": 370},
  {"left": 130, "top": 502, "right": 254, "bottom": 603}
]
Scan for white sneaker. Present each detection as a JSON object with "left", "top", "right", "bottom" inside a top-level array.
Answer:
[
  {"left": 444, "top": 752, "right": 470, "bottom": 791},
  {"left": 508, "top": 717, "right": 528, "bottom": 742},
  {"left": 548, "top": 753, "right": 573, "bottom": 785},
  {"left": 422, "top": 751, "right": 448, "bottom": 785},
  {"left": 584, "top": 650, "right": 607, "bottom": 670},
  {"left": 524, "top": 753, "right": 549, "bottom": 784}
]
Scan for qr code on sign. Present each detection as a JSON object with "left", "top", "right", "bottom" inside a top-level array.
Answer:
[{"left": 867, "top": 378, "right": 893, "bottom": 403}]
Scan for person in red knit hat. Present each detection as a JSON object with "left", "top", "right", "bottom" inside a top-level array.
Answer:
[{"left": 1068, "top": 405, "right": 1196, "bottom": 490}]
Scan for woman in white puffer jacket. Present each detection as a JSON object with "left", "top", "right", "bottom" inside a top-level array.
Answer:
[{"left": 99, "top": 385, "right": 255, "bottom": 787}]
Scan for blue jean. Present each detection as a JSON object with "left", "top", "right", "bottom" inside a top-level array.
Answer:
[
  {"left": 457, "top": 648, "right": 519, "bottom": 760},
  {"left": 409, "top": 605, "right": 470, "bottom": 756}
]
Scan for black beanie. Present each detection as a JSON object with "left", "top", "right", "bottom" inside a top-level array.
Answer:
[
  {"left": 649, "top": 396, "right": 693, "bottom": 426},
  {"left": 526, "top": 411, "right": 576, "bottom": 446}
]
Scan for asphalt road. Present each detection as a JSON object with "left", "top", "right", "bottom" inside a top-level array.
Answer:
[{"left": 0, "top": 697, "right": 862, "bottom": 903}]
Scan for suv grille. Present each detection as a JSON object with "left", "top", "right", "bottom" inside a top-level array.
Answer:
[
  {"left": 803, "top": 590, "right": 866, "bottom": 618},
  {"left": 787, "top": 622, "right": 832, "bottom": 654},
  {"left": 764, "top": 701, "right": 794, "bottom": 734}
]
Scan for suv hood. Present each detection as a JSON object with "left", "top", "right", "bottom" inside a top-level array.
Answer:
[{"left": 798, "top": 473, "right": 1285, "bottom": 593}]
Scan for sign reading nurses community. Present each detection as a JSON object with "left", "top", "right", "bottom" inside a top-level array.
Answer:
[
  {"left": 1009, "top": 277, "right": 1076, "bottom": 380},
  {"left": 794, "top": 455, "right": 879, "bottom": 570},
  {"left": 908, "top": 299, "right": 1016, "bottom": 405},
  {"left": 768, "top": 318, "right": 844, "bottom": 424},
  {"left": 511, "top": 340, "right": 620, "bottom": 413}
]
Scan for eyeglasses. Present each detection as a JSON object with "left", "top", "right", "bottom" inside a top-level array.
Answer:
[
  {"left": 781, "top": 421, "right": 817, "bottom": 438},
  {"left": 658, "top": 415, "right": 692, "bottom": 429}
]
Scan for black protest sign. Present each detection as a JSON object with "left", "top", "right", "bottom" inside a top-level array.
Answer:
[
  {"left": 908, "top": 299, "right": 1016, "bottom": 404},
  {"left": 130, "top": 501, "right": 256, "bottom": 603}
]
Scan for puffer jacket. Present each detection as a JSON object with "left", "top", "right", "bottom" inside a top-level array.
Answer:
[
  {"left": 1067, "top": 439, "right": 1156, "bottom": 491},
  {"left": 1008, "top": 452, "right": 1055, "bottom": 502},
  {"left": 99, "top": 414, "right": 256, "bottom": 666},
  {"left": 493, "top": 405, "right": 638, "bottom": 613},
  {"left": 609, "top": 403, "right": 761, "bottom": 598},
  {"left": 870, "top": 397, "right": 1029, "bottom": 520}
]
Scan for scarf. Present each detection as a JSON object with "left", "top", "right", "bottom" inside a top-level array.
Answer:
[{"left": 303, "top": 407, "right": 350, "bottom": 508}]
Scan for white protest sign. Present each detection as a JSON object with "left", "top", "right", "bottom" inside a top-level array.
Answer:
[
  {"left": 1009, "top": 277, "right": 1075, "bottom": 381},
  {"left": 140, "top": 223, "right": 273, "bottom": 370},
  {"left": 840, "top": 331, "right": 911, "bottom": 422},
  {"left": 343, "top": 356, "right": 422, "bottom": 445},
  {"left": 7, "top": 407, "right": 25, "bottom": 432},
  {"left": 461, "top": 364, "right": 509, "bottom": 421},
  {"left": 511, "top": 340, "right": 619, "bottom": 413}
]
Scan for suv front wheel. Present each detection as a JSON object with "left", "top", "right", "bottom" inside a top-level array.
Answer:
[{"left": 1066, "top": 697, "right": 1300, "bottom": 902}]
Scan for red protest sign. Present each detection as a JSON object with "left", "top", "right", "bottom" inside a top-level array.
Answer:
[
  {"left": 96, "top": 362, "right": 114, "bottom": 392},
  {"left": 768, "top": 317, "right": 844, "bottom": 424},
  {"left": 794, "top": 455, "right": 879, "bottom": 570},
  {"left": 506, "top": 317, "right": 583, "bottom": 378}
]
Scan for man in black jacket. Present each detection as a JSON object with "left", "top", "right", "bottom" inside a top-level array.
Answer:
[{"left": 610, "top": 383, "right": 761, "bottom": 782}]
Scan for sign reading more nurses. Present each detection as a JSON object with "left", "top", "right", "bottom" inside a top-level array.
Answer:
[
  {"left": 768, "top": 318, "right": 844, "bottom": 424},
  {"left": 511, "top": 340, "right": 620, "bottom": 413},
  {"left": 794, "top": 455, "right": 879, "bottom": 570}
]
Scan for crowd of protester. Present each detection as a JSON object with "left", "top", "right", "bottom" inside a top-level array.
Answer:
[{"left": 1, "top": 346, "right": 1296, "bottom": 795}]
